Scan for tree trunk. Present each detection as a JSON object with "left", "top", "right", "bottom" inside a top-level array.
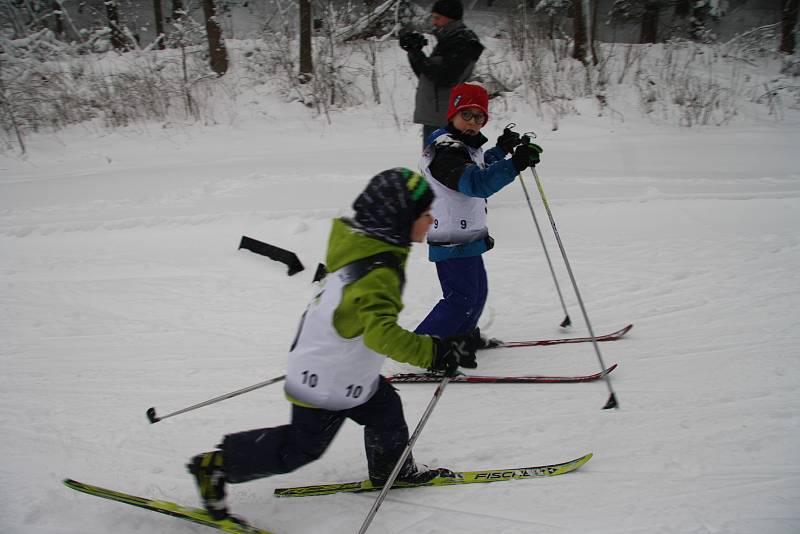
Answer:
[
  {"left": 689, "top": 2, "right": 709, "bottom": 41},
  {"left": 640, "top": 0, "right": 660, "bottom": 44},
  {"left": 105, "top": 0, "right": 127, "bottom": 50},
  {"left": 0, "top": 73, "right": 26, "bottom": 154},
  {"left": 572, "top": 0, "right": 587, "bottom": 62},
  {"left": 172, "top": 0, "right": 185, "bottom": 21},
  {"left": 299, "top": 0, "right": 313, "bottom": 82},
  {"left": 202, "top": 0, "right": 228, "bottom": 76},
  {"left": 52, "top": 0, "right": 64, "bottom": 37},
  {"left": 590, "top": 0, "right": 599, "bottom": 65},
  {"left": 674, "top": 0, "right": 690, "bottom": 18},
  {"left": 780, "top": 0, "right": 799, "bottom": 54},
  {"left": 152, "top": 0, "right": 165, "bottom": 49}
]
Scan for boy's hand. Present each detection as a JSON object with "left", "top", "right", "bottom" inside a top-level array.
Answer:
[
  {"left": 496, "top": 129, "right": 522, "bottom": 154},
  {"left": 431, "top": 335, "right": 478, "bottom": 376},
  {"left": 399, "top": 32, "right": 427, "bottom": 52},
  {"left": 512, "top": 142, "right": 543, "bottom": 172}
]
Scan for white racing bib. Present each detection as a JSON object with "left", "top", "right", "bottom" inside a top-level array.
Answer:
[
  {"left": 421, "top": 134, "right": 488, "bottom": 245},
  {"left": 284, "top": 269, "right": 385, "bottom": 410}
]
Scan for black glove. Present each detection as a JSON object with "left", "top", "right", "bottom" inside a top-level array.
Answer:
[
  {"left": 430, "top": 335, "right": 478, "bottom": 377},
  {"left": 496, "top": 128, "right": 522, "bottom": 154},
  {"left": 511, "top": 142, "right": 543, "bottom": 172},
  {"left": 399, "top": 32, "right": 427, "bottom": 52}
]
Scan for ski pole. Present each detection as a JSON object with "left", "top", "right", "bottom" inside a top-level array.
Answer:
[
  {"left": 516, "top": 167, "right": 571, "bottom": 328},
  {"left": 146, "top": 375, "right": 286, "bottom": 423},
  {"left": 357, "top": 376, "right": 451, "bottom": 534},
  {"left": 526, "top": 152, "right": 619, "bottom": 410},
  {"left": 506, "top": 124, "right": 569, "bottom": 327}
]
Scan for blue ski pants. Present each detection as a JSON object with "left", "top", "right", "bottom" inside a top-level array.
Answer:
[{"left": 415, "top": 255, "right": 488, "bottom": 338}]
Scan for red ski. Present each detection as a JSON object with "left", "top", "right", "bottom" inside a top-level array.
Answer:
[
  {"left": 386, "top": 363, "right": 617, "bottom": 384},
  {"left": 489, "top": 324, "right": 633, "bottom": 349}
]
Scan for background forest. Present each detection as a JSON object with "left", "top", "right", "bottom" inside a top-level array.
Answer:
[{"left": 1, "top": 0, "right": 798, "bottom": 154}]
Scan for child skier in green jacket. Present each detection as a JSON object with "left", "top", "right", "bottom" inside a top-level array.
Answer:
[{"left": 188, "top": 168, "right": 478, "bottom": 520}]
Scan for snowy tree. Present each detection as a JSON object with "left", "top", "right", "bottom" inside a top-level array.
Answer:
[
  {"left": 536, "top": 0, "right": 572, "bottom": 18},
  {"left": 202, "top": 0, "right": 228, "bottom": 75},
  {"left": 535, "top": 0, "right": 571, "bottom": 43},
  {"left": 299, "top": 0, "right": 312, "bottom": 82},
  {"left": 781, "top": 0, "right": 799, "bottom": 54},
  {"left": 573, "top": 0, "right": 587, "bottom": 62},
  {"left": 609, "top": 0, "right": 662, "bottom": 44},
  {"left": 536, "top": 0, "right": 590, "bottom": 61},
  {"left": 688, "top": 0, "right": 729, "bottom": 42},
  {"left": 170, "top": 0, "right": 185, "bottom": 21},
  {"left": 0, "top": 0, "right": 61, "bottom": 38},
  {"left": 105, "top": 0, "right": 129, "bottom": 50},
  {"left": 152, "top": 0, "right": 165, "bottom": 49}
]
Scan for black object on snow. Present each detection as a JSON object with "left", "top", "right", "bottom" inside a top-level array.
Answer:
[{"left": 239, "top": 235, "right": 304, "bottom": 276}]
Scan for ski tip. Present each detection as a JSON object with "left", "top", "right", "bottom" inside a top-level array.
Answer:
[
  {"left": 63, "top": 478, "right": 84, "bottom": 491},
  {"left": 559, "top": 453, "right": 594, "bottom": 473}
]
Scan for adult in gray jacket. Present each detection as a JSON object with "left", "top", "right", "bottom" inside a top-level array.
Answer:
[{"left": 399, "top": 0, "right": 484, "bottom": 147}]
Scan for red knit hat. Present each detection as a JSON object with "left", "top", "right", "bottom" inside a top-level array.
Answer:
[{"left": 446, "top": 83, "right": 489, "bottom": 123}]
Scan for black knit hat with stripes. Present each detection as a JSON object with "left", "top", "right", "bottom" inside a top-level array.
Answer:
[{"left": 352, "top": 168, "right": 434, "bottom": 246}]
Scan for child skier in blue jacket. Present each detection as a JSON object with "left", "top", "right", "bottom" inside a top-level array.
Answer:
[{"left": 415, "top": 82, "right": 542, "bottom": 349}]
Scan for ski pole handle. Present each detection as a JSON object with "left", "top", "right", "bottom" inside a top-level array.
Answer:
[{"left": 520, "top": 134, "right": 543, "bottom": 157}]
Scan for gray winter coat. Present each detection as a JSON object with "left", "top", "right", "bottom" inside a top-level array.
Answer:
[{"left": 407, "top": 21, "right": 484, "bottom": 126}]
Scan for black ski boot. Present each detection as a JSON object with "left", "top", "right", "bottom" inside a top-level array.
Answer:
[
  {"left": 187, "top": 450, "right": 229, "bottom": 520},
  {"left": 397, "top": 464, "right": 455, "bottom": 484},
  {"left": 469, "top": 327, "right": 502, "bottom": 350},
  {"left": 371, "top": 463, "right": 455, "bottom": 487}
]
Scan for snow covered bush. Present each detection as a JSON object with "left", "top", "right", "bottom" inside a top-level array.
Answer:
[
  {"left": 0, "top": 25, "right": 225, "bottom": 150},
  {"left": 631, "top": 41, "right": 740, "bottom": 126}
]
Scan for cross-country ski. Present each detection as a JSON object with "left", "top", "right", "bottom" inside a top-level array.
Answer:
[
  {"left": 488, "top": 324, "right": 633, "bottom": 349},
  {"left": 63, "top": 479, "right": 273, "bottom": 534},
  {"left": 386, "top": 364, "right": 617, "bottom": 383},
  {"left": 274, "top": 454, "right": 592, "bottom": 497}
]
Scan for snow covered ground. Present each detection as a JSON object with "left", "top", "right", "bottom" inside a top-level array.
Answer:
[{"left": 2, "top": 66, "right": 800, "bottom": 533}]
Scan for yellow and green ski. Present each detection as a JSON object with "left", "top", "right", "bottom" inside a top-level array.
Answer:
[
  {"left": 63, "top": 479, "right": 274, "bottom": 534},
  {"left": 274, "top": 453, "right": 592, "bottom": 498}
]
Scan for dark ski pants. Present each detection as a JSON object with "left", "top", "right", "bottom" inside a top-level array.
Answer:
[
  {"left": 415, "top": 255, "right": 488, "bottom": 338},
  {"left": 221, "top": 377, "right": 413, "bottom": 484}
]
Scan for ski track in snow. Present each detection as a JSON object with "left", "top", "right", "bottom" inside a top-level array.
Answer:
[{"left": 1, "top": 114, "right": 799, "bottom": 534}]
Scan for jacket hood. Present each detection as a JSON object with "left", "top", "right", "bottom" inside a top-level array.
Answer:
[{"left": 326, "top": 218, "right": 410, "bottom": 273}]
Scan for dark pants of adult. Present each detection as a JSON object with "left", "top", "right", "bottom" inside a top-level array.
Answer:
[
  {"left": 415, "top": 255, "right": 488, "bottom": 337},
  {"left": 220, "top": 378, "right": 413, "bottom": 484}
]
